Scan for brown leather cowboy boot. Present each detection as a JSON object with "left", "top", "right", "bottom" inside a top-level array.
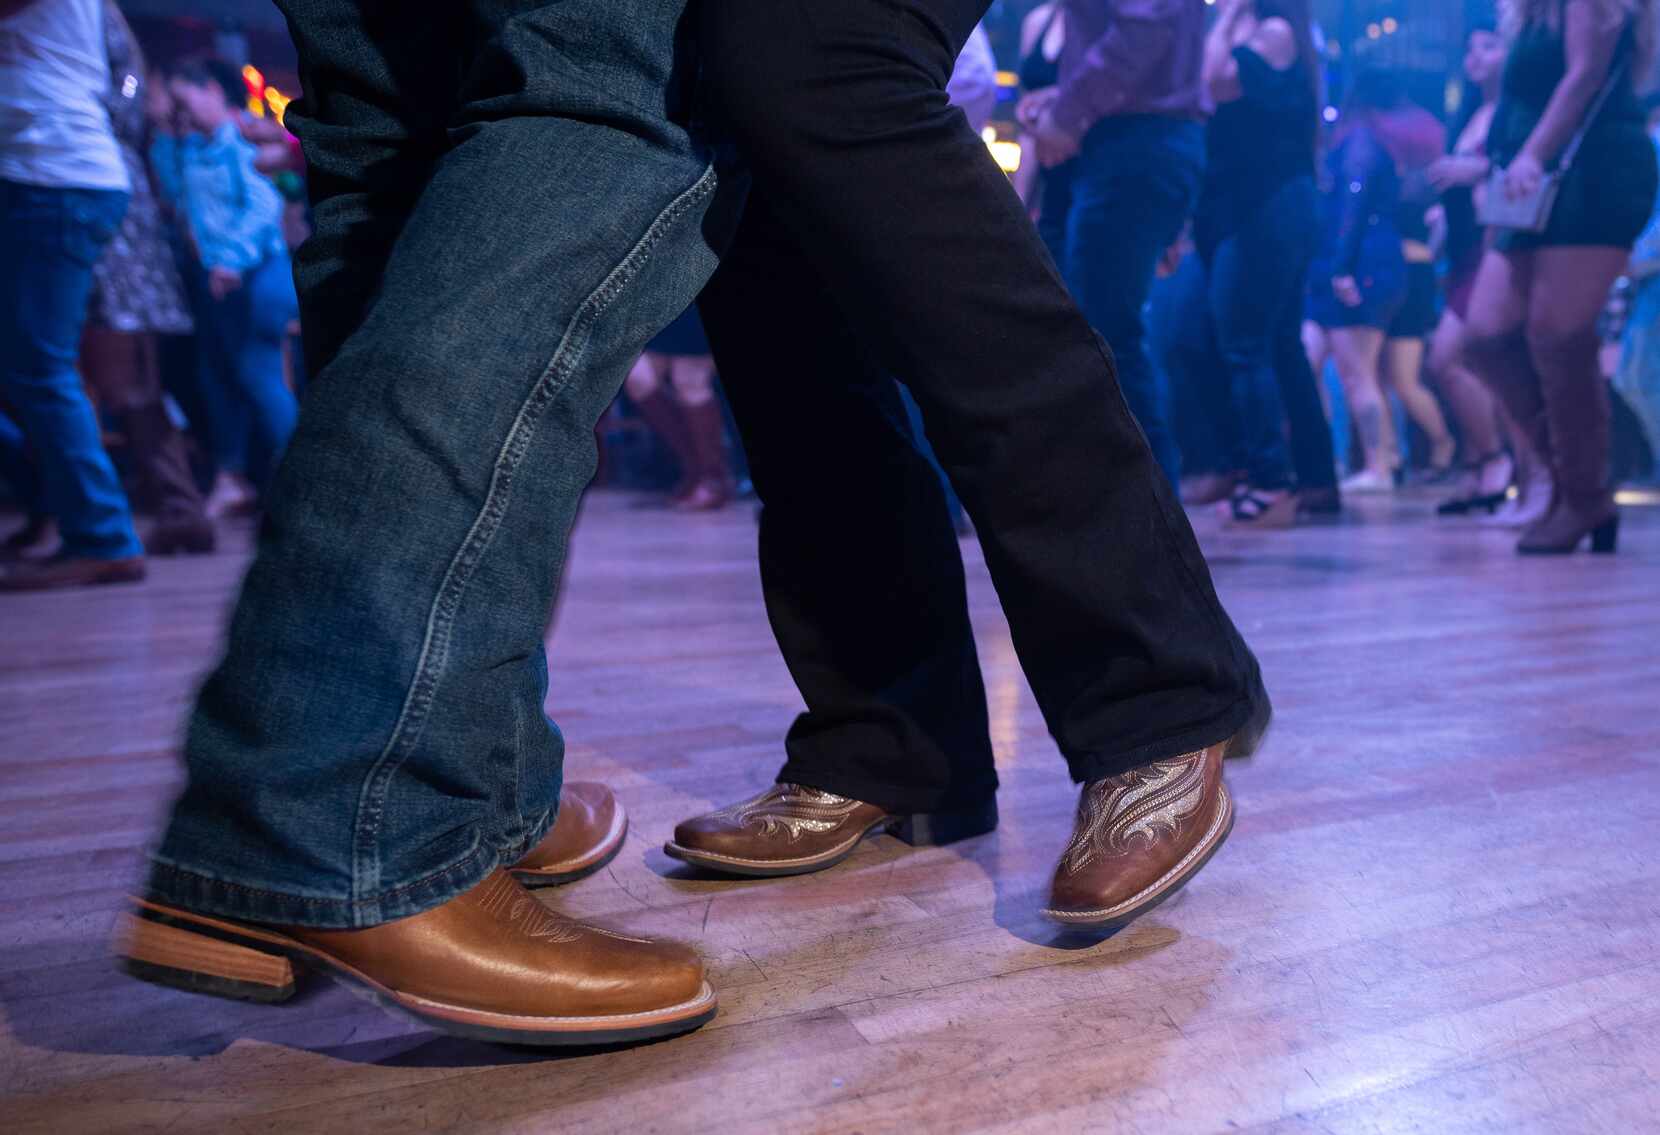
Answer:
[
  {"left": 118, "top": 869, "right": 715, "bottom": 1046},
  {"left": 511, "top": 781, "right": 630, "bottom": 886},
  {"left": 674, "top": 399, "right": 731, "bottom": 511},
  {"left": 667, "top": 782, "right": 996, "bottom": 877},
  {"left": 1044, "top": 728, "right": 1256, "bottom": 930}
]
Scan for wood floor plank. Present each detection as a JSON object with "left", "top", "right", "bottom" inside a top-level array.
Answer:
[{"left": 2, "top": 491, "right": 1657, "bottom": 1133}]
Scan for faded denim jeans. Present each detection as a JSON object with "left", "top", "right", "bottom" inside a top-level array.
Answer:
[{"left": 148, "top": 0, "right": 732, "bottom": 927}]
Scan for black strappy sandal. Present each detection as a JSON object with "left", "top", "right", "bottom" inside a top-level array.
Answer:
[{"left": 1223, "top": 487, "right": 1297, "bottom": 529}]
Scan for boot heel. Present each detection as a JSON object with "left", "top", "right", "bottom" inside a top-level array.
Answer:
[
  {"left": 1591, "top": 515, "right": 1619, "bottom": 554},
  {"left": 117, "top": 910, "right": 300, "bottom": 1003},
  {"left": 889, "top": 798, "right": 998, "bottom": 847}
]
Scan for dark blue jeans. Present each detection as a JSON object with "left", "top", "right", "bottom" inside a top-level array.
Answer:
[
  {"left": 0, "top": 180, "right": 140, "bottom": 559},
  {"left": 148, "top": 0, "right": 731, "bottom": 928},
  {"left": 1050, "top": 117, "right": 1204, "bottom": 487},
  {"left": 193, "top": 251, "right": 300, "bottom": 491},
  {"left": 1202, "top": 177, "right": 1328, "bottom": 490}
]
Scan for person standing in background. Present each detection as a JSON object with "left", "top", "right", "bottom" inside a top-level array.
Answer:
[
  {"left": 1020, "top": 0, "right": 1209, "bottom": 487},
  {"left": 0, "top": 0, "right": 143, "bottom": 591},
  {"left": 1611, "top": 92, "right": 1660, "bottom": 464},
  {"left": 151, "top": 58, "right": 299, "bottom": 515},
  {"left": 1304, "top": 70, "right": 1411, "bottom": 495},
  {"left": 1427, "top": 22, "right": 1535, "bottom": 519},
  {"left": 1464, "top": 0, "right": 1658, "bottom": 554},
  {"left": 1375, "top": 93, "right": 1459, "bottom": 482},
  {"left": 82, "top": 1, "right": 212, "bottom": 556},
  {"left": 1188, "top": 0, "right": 1335, "bottom": 528}
]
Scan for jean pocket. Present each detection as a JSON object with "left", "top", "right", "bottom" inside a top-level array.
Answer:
[{"left": 61, "top": 191, "right": 128, "bottom": 269}]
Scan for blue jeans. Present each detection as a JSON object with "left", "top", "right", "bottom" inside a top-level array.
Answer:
[
  {"left": 0, "top": 407, "right": 43, "bottom": 515},
  {"left": 194, "top": 251, "right": 301, "bottom": 490},
  {"left": 0, "top": 180, "right": 140, "bottom": 558},
  {"left": 1050, "top": 117, "right": 1203, "bottom": 487},
  {"left": 148, "top": 0, "right": 729, "bottom": 928},
  {"left": 1202, "top": 177, "right": 1326, "bottom": 490}
]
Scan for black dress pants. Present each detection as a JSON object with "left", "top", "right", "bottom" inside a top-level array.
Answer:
[{"left": 697, "top": 0, "right": 1267, "bottom": 812}]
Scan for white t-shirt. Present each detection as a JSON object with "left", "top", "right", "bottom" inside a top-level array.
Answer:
[{"left": 0, "top": 0, "right": 130, "bottom": 191}]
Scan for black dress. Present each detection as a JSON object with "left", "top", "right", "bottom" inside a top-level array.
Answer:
[
  {"left": 1487, "top": 8, "right": 1659, "bottom": 251},
  {"left": 1192, "top": 46, "right": 1317, "bottom": 259}
]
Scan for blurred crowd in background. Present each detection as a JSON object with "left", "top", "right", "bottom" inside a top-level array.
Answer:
[{"left": 3, "top": 0, "right": 1659, "bottom": 591}]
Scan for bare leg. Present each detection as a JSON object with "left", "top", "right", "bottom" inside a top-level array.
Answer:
[
  {"left": 1302, "top": 320, "right": 1332, "bottom": 420},
  {"left": 1329, "top": 326, "right": 1392, "bottom": 489},
  {"left": 1427, "top": 309, "right": 1503, "bottom": 461},
  {"left": 1383, "top": 335, "right": 1455, "bottom": 470}
]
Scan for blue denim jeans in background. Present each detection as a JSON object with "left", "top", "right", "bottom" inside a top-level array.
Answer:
[
  {"left": 1049, "top": 117, "right": 1203, "bottom": 487},
  {"left": 147, "top": 0, "right": 731, "bottom": 928},
  {"left": 194, "top": 251, "right": 300, "bottom": 490},
  {"left": 0, "top": 407, "right": 43, "bottom": 515},
  {"left": 0, "top": 180, "right": 141, "bottom": 559},
  {"left": 1203, "top": 176, "right": 1326, "bottom": 490}
]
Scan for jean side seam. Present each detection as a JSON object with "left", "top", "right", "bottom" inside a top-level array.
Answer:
[{"left": 349, "top": 162, "right": 720, "bottom": 912}]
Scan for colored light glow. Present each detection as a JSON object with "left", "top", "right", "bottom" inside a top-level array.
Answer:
[{"left": 266, "top": 86, "right": 291, "bottom": 124}]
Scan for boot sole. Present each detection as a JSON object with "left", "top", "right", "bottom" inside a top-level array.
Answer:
[
  {"left": 1041, "top": 785, "right": 1235, "bottom": 930},
  {"left": 116, "top": 900, "right": 717, "bottom": 1046},
  {"left": 662, "top": 797, "right": 998, "bottom": 879},
  {"left": 510, "top": 808, "right": 629, "bottom": 889}
]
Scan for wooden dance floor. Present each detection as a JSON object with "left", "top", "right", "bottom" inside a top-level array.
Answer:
[{"left": 3, "top": 490, "right": 1659, "bottom": 1133}]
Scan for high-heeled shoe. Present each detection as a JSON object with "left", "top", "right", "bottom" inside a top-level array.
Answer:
[
  {"left": 1220, "top": 486, "right": 1297, "bottom": 529},
  {"left": 1517, "top": 499, "right": 1619, "bottom": 555},
  {"left": 1436, "top": 452, "right": 1514, "bottom": 516},
  {"left": 1479, "top": 463, "right": 1554, "bottom": 529}
]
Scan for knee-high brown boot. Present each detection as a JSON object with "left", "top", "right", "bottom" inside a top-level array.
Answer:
[
  {"left": 1519, "top": 362, "right": 1617, "bottom": 555},
  {"left": 676, "top": 399, "right": 731, "bottom": 511},
  {"left": 631, "top": 389, "right": 698, "bottom": 500},
  {"left": 122, "top": 403, "right": 215, "bottom": 555}
]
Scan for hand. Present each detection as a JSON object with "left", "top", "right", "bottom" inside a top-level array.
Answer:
[
  {"left": 208, "top": 267, "right": 244, "bottom": 301},
  {"left": 1427, "top": 154, "right": 1489, "bottom": 191},
  {"left": 1332, "top": 275, "right": 1363, "bottom": 308},
  {"left": 1031, "top": 106, "right": 1081, "bottom": 170},
  {"left": 1503, "top": 153, "right": 1545, "bottom": 201},
  {"left": 1156, "top": 238, "right": 1187, "bottom": 279},
  {"left": 1016, "top": 87, "right": 1059, "bottom": 130}
]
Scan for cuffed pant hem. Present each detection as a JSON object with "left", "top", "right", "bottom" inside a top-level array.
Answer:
[
  {"left": 1063, "top": 691, "right": 1260, "bottom": 785},
  {"left": 773, "top": 760, "right": 999, "bottom": 818},
  {"left": 144, "top": 838, "right": 505, "bottom": 930}
]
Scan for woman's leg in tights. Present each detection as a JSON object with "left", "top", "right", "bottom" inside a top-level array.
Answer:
[
  {"left": 1382, "top": 335, "right": 1455, "bottom": 470},
  {"left": 1328, "top": 326, "right": 1391, "bottom": 479}
]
